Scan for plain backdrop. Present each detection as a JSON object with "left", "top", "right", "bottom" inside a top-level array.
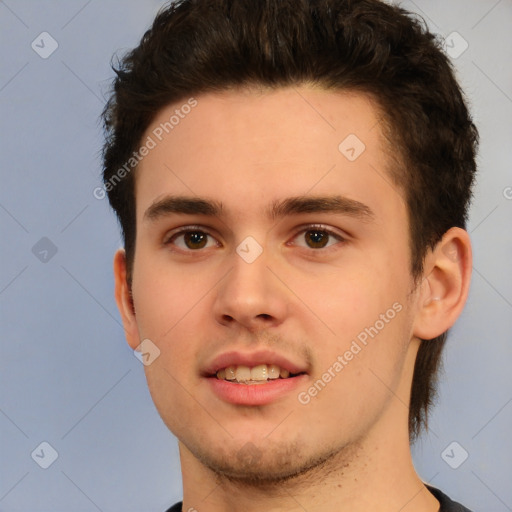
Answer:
[{"left": 1, "top": 1, "right": 511, "bottom": 511}]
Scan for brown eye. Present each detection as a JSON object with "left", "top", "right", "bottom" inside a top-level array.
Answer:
[
  {"left": 166, "top": 229, "right": 218, "bottom": 251},
  {"left": 304, "top": 230, "right": 330, "bottom": 248},
  {"left": 183, "top": 231, "right": 208, "bottom": 249},
  {"left": 288, "top": 225, "right": 345, "bottom": 250}
]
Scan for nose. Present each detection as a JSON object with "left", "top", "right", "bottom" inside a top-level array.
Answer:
[{"left": 213, "top": 247, "right": 288, "bottom": 331}]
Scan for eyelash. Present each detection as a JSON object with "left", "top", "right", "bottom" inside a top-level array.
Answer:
[
  {"left": 163, "top": 224, "right": 347, "bottom": 252},
  {"left": 288, "top": 224, "right": 347, "bottom": 250},
  {"left": 163, "top": 225, "right": 220, "bottom": 251}
]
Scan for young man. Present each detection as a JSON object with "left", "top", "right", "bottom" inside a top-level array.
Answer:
[{"left": 102, "top": 1, "right": 477, "bottom": 510}]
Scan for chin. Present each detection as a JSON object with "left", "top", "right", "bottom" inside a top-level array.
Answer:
[{"left": 185, "top": 436, "right": 348, "bottom": 488}]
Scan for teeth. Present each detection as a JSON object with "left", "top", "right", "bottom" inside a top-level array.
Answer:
[
  {"left": 225, "top": 366, "right": 236, "bottom": 380},
  {"left": 268, "top": 364, "right": 280, "bottom": 379},
  {"left": 251, "top": 364, "right": 267, "bottom": 381},
  {"left": 215, "top": 364, "right": 296, "bottom": 383},
  {"left": 235, "top": 365, "right": 251, "bottom": 382}
]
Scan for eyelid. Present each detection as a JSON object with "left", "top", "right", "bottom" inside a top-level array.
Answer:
[
  {"left": 286, "top": 223, "right": 348, "bottom": 250},
  {"left": 163, "top": 224, "right": 221, "bottom": 246},
  {"left": 293, "top": 223, "right": 348, "bottom": 240}
]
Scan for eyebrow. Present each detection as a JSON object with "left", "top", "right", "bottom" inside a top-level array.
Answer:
[
  {"left": 269, "top": 195, "right": 375, "bottom": 222},
  {"left": 144, "top": 196, "right": 223, "bottom": 222},
  {"left": 143, "top": 194, "right": 374, "bottom": 222}
]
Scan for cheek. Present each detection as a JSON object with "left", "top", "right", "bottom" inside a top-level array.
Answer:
[
  {"left": 287, "top": 259, "right": 404, "bottom": 341},
  {"left": 288, "top": 259, "right": 412, "bottom": 388},
  {"left": 130, "top": 255, "right": 211, "bottom": 372},
  {"left": 133, "top": 246, "right": 204, "bottom": 326},
  {"left": 133, "top": 261, "right": 210, "bottom": 428},
  {"left": 294, "top": 298, "right": 412, "bottom": 437}
]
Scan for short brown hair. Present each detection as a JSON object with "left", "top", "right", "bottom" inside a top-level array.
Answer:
[{"left": 101, "top": 0, "right": 478, "bottom": 440}]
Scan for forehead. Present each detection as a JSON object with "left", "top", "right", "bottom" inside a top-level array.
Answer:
[{"left": 135, "top": 86, "right": 404, "bottom": 222}]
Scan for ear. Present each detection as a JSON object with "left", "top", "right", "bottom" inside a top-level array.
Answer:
[
  {"left": 113, "top": 249, "right": 140, "bottom": 350},
  {"left": 413, "top": 227, "right": 472, "bottom": 340}
]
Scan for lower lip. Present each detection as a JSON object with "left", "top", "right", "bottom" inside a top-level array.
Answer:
[{"left": 206, "top": 375, "right": 308, "bottom": 405}]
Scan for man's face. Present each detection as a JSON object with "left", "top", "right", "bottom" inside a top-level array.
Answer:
[{"left": 126, "top": 87, "right": 421, "bottom": 481}]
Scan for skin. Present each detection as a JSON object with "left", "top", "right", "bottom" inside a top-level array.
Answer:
[{"left": 114, "top": 86, "right": 472, "bottom": 512}]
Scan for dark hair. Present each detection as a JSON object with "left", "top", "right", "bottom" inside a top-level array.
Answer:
[{"left": 102, "top": 0, "right": 478, "bottom": 440}]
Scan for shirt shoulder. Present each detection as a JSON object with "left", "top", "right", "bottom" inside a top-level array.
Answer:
[
  {"left": 427, "top": 485, "right": 474, "bottom": 512},
  {"left": 163, "top": 502, "right": 182, "bottom": 512},
  {"left": 165, "top": 489, "right": 473, "bottom": 512}
]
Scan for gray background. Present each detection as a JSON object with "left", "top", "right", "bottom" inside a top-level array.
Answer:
[{"left": 0, "top": 1, "right": 510, "bottom": 511}]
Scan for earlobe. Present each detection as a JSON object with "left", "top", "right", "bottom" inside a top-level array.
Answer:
[
  {"left": 113, "top": 249, "right": 139, "bottom": 350},
  {"left": 413, "top": 227, "right": 472, "bottom": 340}
]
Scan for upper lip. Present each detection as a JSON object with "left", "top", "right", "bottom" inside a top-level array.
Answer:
[{"left": 202, "top": 349, "right": 309, "bottom": 377}]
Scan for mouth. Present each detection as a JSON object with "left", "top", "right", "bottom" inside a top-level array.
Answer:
[
  {"left": 211, "top": 364, "right": 306, "bottom": 384},
  {"left": 202, "top": 351, "right": 309, "bottom": 405}
]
